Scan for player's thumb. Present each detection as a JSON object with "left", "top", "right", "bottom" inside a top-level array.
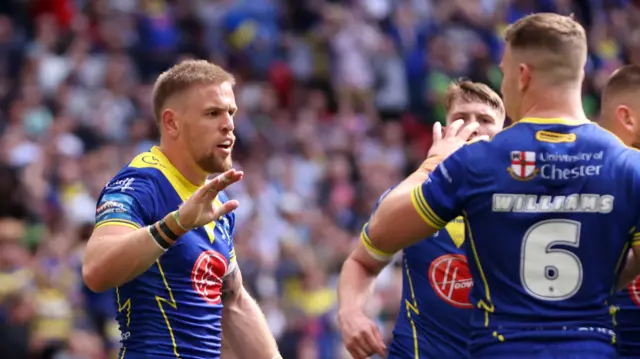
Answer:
[
  {"left": 371, "top": 326, "right": 387, "bottom": 356},
  {"left": 214, "top": 200, "right": 239, "bottom": 218}
]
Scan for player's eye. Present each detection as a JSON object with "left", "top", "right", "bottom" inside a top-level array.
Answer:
[{"left": 209, "top": 110, "right": 222, "bottom": 117}]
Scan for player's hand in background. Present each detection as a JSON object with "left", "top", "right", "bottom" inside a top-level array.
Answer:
[
  {"left": 177, "top": 169, "right": 243, "bottom": 229},
  {"left": 427, "top": 119, "right": 488, "bottom": 160},
  {"left": 338, "top": 309, "right": 387, "bottom": 359}
]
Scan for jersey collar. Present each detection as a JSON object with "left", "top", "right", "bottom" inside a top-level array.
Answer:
[
  {"left": 150, "top": 146, "right": 199, "bottom": 195},
  {"left": 519, "top": 117, "right": 591, "bottom": 126}
]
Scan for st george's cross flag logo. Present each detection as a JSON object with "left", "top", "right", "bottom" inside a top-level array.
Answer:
[{"left": 508, "top": 151, "right": 538, "bottom": 180}]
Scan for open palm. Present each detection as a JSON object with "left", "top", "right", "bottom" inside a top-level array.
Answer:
[{"left": 177, "top": 169, "right": 243, "bottom": 229}]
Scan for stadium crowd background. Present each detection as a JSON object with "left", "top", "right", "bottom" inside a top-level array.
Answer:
[{"left": 0, "top": 0, "right": 637, "bottom": 358}]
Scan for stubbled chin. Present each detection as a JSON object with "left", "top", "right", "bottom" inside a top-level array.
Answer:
[{"left": 198, "top": 156, "right": 232, "bottom": 174}]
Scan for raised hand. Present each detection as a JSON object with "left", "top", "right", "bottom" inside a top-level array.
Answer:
[
  {"left": 177, "top": 169, "right": 243, "bottom": 229},
  {"left": 427, "top": 119, "right": 489, "bottom": 160}
]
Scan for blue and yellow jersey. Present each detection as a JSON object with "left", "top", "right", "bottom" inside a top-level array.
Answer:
[
  {"left": 94, "top": 146, "right": 237, "bottom": 359},
  {"left": 410, "top": 118, "right": 640, "bottom": 352},
  {"left": 362, "top": 190, "right": 472, "bottom": 359},
  {"left": 612, "top": 277, "right": 640, "bottom": 358}
]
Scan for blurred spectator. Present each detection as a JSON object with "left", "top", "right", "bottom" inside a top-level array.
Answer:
[{"left": 0, "top": 1, "right": 634, "bottom": 358}]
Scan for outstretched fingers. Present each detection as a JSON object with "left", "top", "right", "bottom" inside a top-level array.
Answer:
[
  {"left": 444, "top": 119, "right": 465, "bottom": 138},
  {"left": 456, "top": 121, "right": 480, "bottom": 141},
  {"left": 213, "top": 199, "right": 240, "bottom": 219},
  {"left": 199, "top": 170, "right": 244, "bottom": 200}
]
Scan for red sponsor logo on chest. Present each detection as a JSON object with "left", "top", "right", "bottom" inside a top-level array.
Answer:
[
  {"left": 191, "top": 250, "right": 228, "bottom": 305},
  {"left": 428, "top": 254, "right": 473, "bottom": 309}
]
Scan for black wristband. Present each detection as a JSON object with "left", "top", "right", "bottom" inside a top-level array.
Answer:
[
  {"left": 149, "top": 224, "right": 172, "bottom": 250},
  {"left": 159, "top": 219, "right": 179, "bottom": 241}
]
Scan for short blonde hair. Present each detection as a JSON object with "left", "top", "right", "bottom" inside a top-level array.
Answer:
[
  {"left": 152, "top": 60, "right": 235, "bottom": 122},
  {"left": 444, "top": 80, "right": 504, "bottom": 116},
  {"left": 602, "top": 65, "right": 640, "bottom": 102},
  {"left": 504, "top": 13, "right": 587, "bottom": 83}
]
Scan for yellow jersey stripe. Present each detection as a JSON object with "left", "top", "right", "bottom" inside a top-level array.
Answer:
[
  {"left": 402, "top": 259, "right": 420, "bottom": 358},
  {"left": 360, "top": 225, "right": 395, "bottom": 260},
  {"left": 632, "top": 237, "right": 640, "bottom": 247},
  {"left": 414, "top": 185, "right": 447, "bottom": 228},
  {"left": 155, "top": 260, "right": 181, "bottom": 358},
  {"left": 410, "top": 185, "right": 446, "bottom": 229},
  {"left": 95, "top": 219, "right": 141, "bottom": 231}
]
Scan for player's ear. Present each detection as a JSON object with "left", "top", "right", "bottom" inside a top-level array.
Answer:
[
  {"left": 616, "top": 105, "right": 635, "bottom": 132},
  {"left": 518, "top": 63, "right": 531, "bottom": 93},
  {"left": 161, "top": 108, "right": 179, "bottom": 137}
]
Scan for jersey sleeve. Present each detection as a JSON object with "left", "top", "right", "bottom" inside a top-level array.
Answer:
[
  {"left": 94, "top": 172, "right": 157, "bottom": 230},
  {"left": 360, "top": 187, "right": 397, "bottom": 261},
  {"left": 411, "top": 145, "right": 470, "bottom": 230}
]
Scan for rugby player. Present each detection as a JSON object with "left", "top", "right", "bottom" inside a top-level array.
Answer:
[
  {"left": 599, "top": 64, "right": 640, "bottom": 359},
  {"left": 338, "top": 81, "right": 505, "bottom": 359},
  {"left": 82, "top": 60, "right": 281, "bottom": 359},
  {"left": 364, "top": 13, "right": 640, "bottom": 359}
]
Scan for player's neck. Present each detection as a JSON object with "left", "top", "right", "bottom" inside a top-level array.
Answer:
[
  {"left": 601, "top": 117, "right": 633, "bottom": 146},
  {"left": 520, "top": 88, "right": 587, "bottom": 123},
  {"left": 157, "top": 141, "right": 208, "bottom": 187}
]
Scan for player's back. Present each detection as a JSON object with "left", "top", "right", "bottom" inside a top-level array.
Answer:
[
  {"left": 455, "top": 118, "right": 640, "bottom": 352},
  {"left": 389, "top": 218, "right": 472, "bottom": 359}
]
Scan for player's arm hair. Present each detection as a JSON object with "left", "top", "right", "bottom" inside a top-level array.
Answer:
[
  {"left": 221, "top": 267, "right": 281, "bottom": 359},
  {"left": 618, "top": 248, "right": 640, "bottom": 290},
  {"left": 82, "top": 213, "right": 186, "bottom": 292},
  {"left": 338, "top": 242, "right": 390, "bottom": 316}
]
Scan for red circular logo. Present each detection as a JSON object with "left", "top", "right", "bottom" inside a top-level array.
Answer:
[
  {"left": 428, "top": 254, "right": 473, "bottom": 309},
  {"left": 628, "top": 276, "right": 640, "bottom": 307},
  {"left": 191, "top": 250, "right": 228, "bottom": 305}
]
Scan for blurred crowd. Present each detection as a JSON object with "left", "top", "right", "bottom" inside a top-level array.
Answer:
[{"left": 0, "top": 0, "right": 638, "bottom": 358}]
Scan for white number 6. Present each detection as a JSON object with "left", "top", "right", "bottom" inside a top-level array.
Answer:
[{"left": 520, "top": 219, "right": 583, "bottom": 301}]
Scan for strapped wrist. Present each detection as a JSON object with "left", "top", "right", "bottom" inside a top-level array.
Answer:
[
  {"left": 172, "top": 210, "right": 188, "bottom": 231},
  {"left": 420, "top": 155, "right": 445, "bottom": 172},
  {"left": 164, "top": 211, "right": 189, "bottom": 237}
]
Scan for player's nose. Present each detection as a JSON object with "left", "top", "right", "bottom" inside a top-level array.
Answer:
[{"left": 220, "top": 113, "right": 234, "bottom": 132}]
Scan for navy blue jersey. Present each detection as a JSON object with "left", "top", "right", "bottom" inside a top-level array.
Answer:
[
  {"left": 94, "top": 146, "right": 237, "bottom": 359},
  {"left": 410, "top": 118, "right": 640, "bottom": 353},
  {"left": 612, "top": 276, "right": 640, "bottom": 358},
  {"left": 363, "top": 191, "right": 472, "bottom": 359}
]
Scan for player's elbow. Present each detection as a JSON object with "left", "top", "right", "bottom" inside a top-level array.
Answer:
[
  {"left": 82, "top": 261, "right": 112, "bottom": 293},
  {"left": 346, "top": 247, "right": 387, "bottom": 276}
]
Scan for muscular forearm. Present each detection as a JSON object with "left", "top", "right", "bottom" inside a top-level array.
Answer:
[
  {"left": 83, "top": 228, "right": 164, "bottom": 292},
  {"left": 387, "top": 155, "right": 442, "bottom": 197},
  {"left": 338, "top": 256, "right": 384, "bottom": 314},
  {"left": 83, "top": 212, "right": 186, "bottom": 292},
  {"left": 222, "top": 289, "right": 280, "bottom": 359}
]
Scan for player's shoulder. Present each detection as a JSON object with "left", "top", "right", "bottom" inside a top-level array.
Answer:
[
  {"left": 588, "top": 123, "right": 640, "bottom": 165},
  {"left": 100, "top": 150, "right": 165, "bottom": 199},
  {"left": 125, "top": 148, "right": 171, "bottom": 179}
]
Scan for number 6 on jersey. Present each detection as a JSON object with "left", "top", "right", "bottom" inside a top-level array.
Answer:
[{"left": 520, "top": 219, "right": 583, "bottom": 301}]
